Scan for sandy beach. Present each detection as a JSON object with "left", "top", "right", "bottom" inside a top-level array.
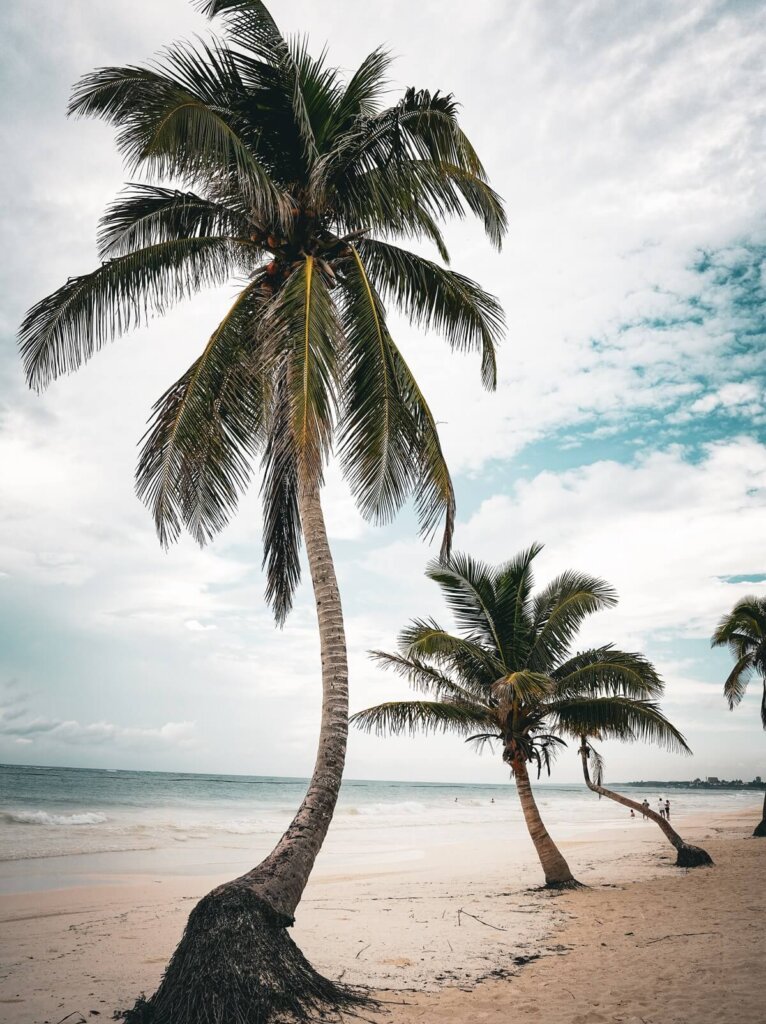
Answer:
[{"left": 1, "top": 803, "right": 761, "bottom": 1024}]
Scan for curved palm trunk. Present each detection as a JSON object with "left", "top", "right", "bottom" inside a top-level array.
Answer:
[
  {"left": 124, "top": 483, "right": 362, "bottom": 1024},
  {"left": 513, "top": 754, "right": 581, "bottom": 889},
  {"left": 753, "top": 788, "right": 766, "bottom": 837},
  {"left": 579, "top": 745, "right": 713, "bottom": 868},
  {"left": 236, "top": 478, "right": 349, "bottom": 916}
]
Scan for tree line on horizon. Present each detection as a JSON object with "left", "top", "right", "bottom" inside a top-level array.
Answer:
[{"left": 18, "top": 1, "right": 765, "bottom": 1022}]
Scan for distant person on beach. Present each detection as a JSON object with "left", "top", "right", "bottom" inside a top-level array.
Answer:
[
  {"left": 665, "top": 799, "right": 671, "bottom": 820},
  {"left": 658, "top": 798, "right": 665, "bottom": 819},
  {"left": 641, "top": 799, "right": 650, "bottom": 819},
  {"left": 630, "top": 809, "right": 635, "bottom": 819}
]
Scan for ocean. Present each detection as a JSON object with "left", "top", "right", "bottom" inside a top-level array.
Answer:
[{"left": 1, "top": 763, "right": 759, "bottom": 871}]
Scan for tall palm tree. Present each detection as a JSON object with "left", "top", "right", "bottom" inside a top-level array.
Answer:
[
  {"left": 352, "top": 545, "right": 689, "bottom": 888},
  {"left": 712, "top": 595, "right": 766, "bottom": 837},
  {"left": 577, "top": 739, "right": 713, "bottom": 866},
  {"left": 18, "top": 1, "right": 506, "bottom": 1020}
]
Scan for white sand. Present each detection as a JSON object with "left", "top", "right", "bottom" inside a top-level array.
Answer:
[{"left": 0, "top": 805, "right": 761, "bottom": 1023}]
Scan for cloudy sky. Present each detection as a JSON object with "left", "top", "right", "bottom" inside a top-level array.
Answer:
[{"left": 1, "top": 0, "right": 764, "bottom": 785}]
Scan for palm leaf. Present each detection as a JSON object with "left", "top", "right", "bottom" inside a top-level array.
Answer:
[
  {"left": 548, "top": 696, "right": 691, "bottom": 755},
  {"left": 350, "top": 699, "right": 495, "bottom": 737},
  {"left": 20, "top": 237, "right": 247, "bottom": 391},
  {"left": 260, "top": 370, "right": 302, "bottom": 624},
  {"left": 370, "top": 649, "right": 486, "bottom": 705},
  {"left": 552, "top": 646, "right": 664, "bottom": 700},
  {"left": 425, "top": 552, "right": 504, "bottom": 657},
  {"left": 339, "top": 248, "right": 455, "bottom": 555},
  {"left": 98, "top": 185, "right": 248, "bottom": 258},
  {"left": 722, "top": 652, "right": 755, "bottom": 710},
  {"left": 356, "top": 239, "right": 503, "bottom": 388},
  {"left": 135, "top": 278, "right": 265, "bottom": 546},
  {"left": 528, "top": 571, "right": 618, "bottom": 671}
]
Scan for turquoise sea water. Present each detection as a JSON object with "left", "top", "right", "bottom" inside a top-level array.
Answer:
[{"left": 1, "top": 763, "right": 759, "bottom": 865}]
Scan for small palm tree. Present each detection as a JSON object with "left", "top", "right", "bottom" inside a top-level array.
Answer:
[
  {"left": 18, "top": 1, "right": 505, "bottom": 1020},
  {"left": 712, "top": 595, "right": 766, "bottom": 837},
  {"left": 352, "top": 545, "right": 683, "bottom": 888},
  {"left": 577, "top": 739, "right": 713, "bottom": 866}
]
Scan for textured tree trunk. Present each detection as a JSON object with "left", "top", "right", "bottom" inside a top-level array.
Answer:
[
  {"left": 753, "top": 787, "right": 766, "bottom": 837},
  {"left": 513, "top": 754, "right": 581, "bottom": 889},
  {"left": 235, "top": 478, "right": 349, "bottom": 915},
  {"left": 578, "top": 744, "right": 713, "bottom": 868},
  {"left": 123, "top": 482, "right": 362, "bottom": 1024}
]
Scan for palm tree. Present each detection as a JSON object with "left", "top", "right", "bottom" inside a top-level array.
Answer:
[
  {"left": 577, "top": 739, "right": 713, "bottom": 866},
  {"left": 18, "top": 2, "right": 506, "bottom": 1020},
  {"left": 712, "top": 595, "right": 766, "bottom": 837},
  {"left": 352, "top": 545, "right": 692, "bottom": 888}
]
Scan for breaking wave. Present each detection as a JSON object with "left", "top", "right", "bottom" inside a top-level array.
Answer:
[{"left": 3, "top": 809, "right": 108, "bottom": 826}]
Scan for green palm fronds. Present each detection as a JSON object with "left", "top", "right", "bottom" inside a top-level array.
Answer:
[
  {"left": 353, "top": 546, "right": 690, "bottom": 772},
  {"left": 19, "top": 0, "right": 506, "bottom": 622}
]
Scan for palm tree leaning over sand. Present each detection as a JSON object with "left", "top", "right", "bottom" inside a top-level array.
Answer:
[
  {"left": 352, "top": 545, "right": 685, "bottom": 888},
  {"left": 18, "top": 1, "right": 506, "bottom": 1020},
  {"left": 712, "top": 595, "right": 766, "bottom": 837},
  {"left": 577, "top": 739, "right": 713, "bottom": 866}
]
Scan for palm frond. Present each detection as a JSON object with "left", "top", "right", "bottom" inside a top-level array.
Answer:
[
  {"left": 491, "top": 671, "right": 553, "bottom": 706},
  {"left": 356, "top": 239, "right": 503, "bottom": 388},
  {"left": 135, "top": 278, "right": 265, "bottom": 547},
  {"left": 548, "top": 696, "right": 691, "bottom": 755},
  {"left": 350, "top": 699, "right": 495, "bottom": 738},
  {"left": 333, "top": 47, "right": 390, "bottom": 124},
  {"left": 552, "top": 646, "right": 664, "bottom": 701},
  {"left": 339, "top": 248, "right": 455, "bottom": 555},
  {"left": 397, "top": 619, "right": 503, "bottom": 686},
  {"left": 722, "top": 652, "right": 755, "bottom": 710},
  {"left": 197, "top": 0, "right": 284, "bottom": 63},
  {"left": 69, "top": 45, "right": 290, "bottom": 221},
  {"left": 370, "top": 649, "right": 487, "bottom": 705},
  {"left": 276, "top": 257, "right": 341, "bottom": 483},
  {"left": 98, "top": 185, "right": 248, "bottom": 258},
  {"left": 491, "top": 543, "right": 544, "bottom": 666},
  {"left": 425, "top": 552, "right": 504, "bottom": 658},
  {"left": 528, "top": 571, "right": 618, "bottom": 670},
  {"left": 20, "top": 237, "right": 246, "bottom": 391},
  {"left": 260, "top": 370, "right": 302, "bottom": 624}
]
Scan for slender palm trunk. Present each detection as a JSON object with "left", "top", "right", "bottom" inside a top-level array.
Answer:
[
  {"left": 237, "top": 478, "right": 349, "bottom": 917},
  {"left": 754, "top": 787, "right": 766, "bottom": 837},
  {"left": 124, "top": 482, "right": 361, "bottom": 1024},
  {"left": 512, "top": 754, "right": 581, "bottom": 888},
  {"left": 578, "top": 745, "right": 713, "bottom": 868}
]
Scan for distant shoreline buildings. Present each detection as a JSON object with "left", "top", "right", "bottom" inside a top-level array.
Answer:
[{"left": 623, "top": 776, "right": 764, "bottom": 790}]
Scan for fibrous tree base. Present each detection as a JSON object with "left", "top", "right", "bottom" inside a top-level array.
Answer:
[
  {"left": 752, "top": 818, "right": 766, "bottom": 838},
  {"left": 675, "top": 844, "right": 714, "bottom": 868},
  {"left": 544, "top": 878, "right": 586, "bottom": 891},
  {"left": 120, "top": 884, "right": 368, "bottom": 1024}
]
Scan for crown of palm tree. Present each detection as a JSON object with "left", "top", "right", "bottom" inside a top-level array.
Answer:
[
  {"left": 19, "top": 0, "right": 506, "bottom": 623},
  {"left": 712, "top": 595, "right": 766, "bottom": 728},
  {"left": 352, "top": 545, "right": 689, "bottom": 774}
]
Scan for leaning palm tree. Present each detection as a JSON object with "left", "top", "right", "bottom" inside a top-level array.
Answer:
[
  {"left": 577, "top": 738, "right": 713, "bottom": 866},
  {"left": 352, "top": 545, "right": 686, "bottom": 888},
  {"left": 712, "top": 595, "right": 766, "bottom": 837},
  {"left": 18, "top": 1, "right": 505, "bottom": 1020}
]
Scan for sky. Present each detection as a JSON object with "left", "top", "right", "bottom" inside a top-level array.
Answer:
[{"left": 0, "top": 0, "right": 764, "bottom": 786}]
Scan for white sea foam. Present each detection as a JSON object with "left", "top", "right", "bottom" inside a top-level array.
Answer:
[{"left": 3, "top": 810, "right": 108, "bottom": 826}]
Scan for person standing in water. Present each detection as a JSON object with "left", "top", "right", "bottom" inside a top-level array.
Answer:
[
  {"left": 665, "top": 799, "right": 671, "bottom": 820},
  {"left": 658, "top": 797, "right": 665, "bottom": 819}
]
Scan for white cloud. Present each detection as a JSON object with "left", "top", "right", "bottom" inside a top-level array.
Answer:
[
  {"left": 184, "top": 619, "right": 217, "bottom": 632},
  {"left": 456, "top": 437, "right": 766, "bottom": 644},
  {"left": 688, "top": 381, "right": 763, "bottom": 416}
]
